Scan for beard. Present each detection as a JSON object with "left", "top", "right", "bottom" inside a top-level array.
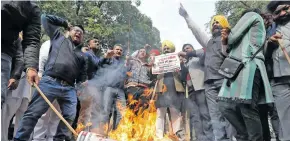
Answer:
[
  {"left": 274, "top": 14, "right": 290, "bottom": 25},
  {"left": 212, "top": 26, "right": 222, "bottom": 36}
]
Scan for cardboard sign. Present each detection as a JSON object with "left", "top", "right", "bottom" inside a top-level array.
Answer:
[{"left": 152, "top": 53, "right": 181, "bottom": 74}]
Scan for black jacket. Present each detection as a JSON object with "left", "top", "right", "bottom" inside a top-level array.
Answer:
[
  {"left": 1, "top": 1, "right": 41, "bottom": 69},
  {"left": 11, "top": 38, "right": 24, "bottom": 80},
  {"left": 41, "top": 14, "right": 87, "bottom": 85}
]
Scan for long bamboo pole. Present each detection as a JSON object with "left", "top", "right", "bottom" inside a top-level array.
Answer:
[{"left": 33, "top": 83, "right": 78, "bottom": 136}]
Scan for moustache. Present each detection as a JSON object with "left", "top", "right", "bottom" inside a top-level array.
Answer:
[
  {"left": 212, "top": 25, "right": 222, "bottom": 31},
  {"left": 274, "top": 14, "right": 290, "bottom": 25}
]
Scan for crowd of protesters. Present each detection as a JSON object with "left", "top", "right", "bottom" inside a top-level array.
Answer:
[{"left": 1, "top": 1, "right": 290, "bottom": 141}]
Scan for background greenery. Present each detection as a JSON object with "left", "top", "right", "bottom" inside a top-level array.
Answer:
[{"left": 36, "top": 0, "right": 161, "bottom": 54}]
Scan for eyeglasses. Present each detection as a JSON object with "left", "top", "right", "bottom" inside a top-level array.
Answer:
[{"left": 73, "top": 27, "right": 84, "bottom": 34}]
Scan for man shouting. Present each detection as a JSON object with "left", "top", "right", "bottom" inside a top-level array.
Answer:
[{"left": 14, "top": 14, "right": 87, "bottom": 141}]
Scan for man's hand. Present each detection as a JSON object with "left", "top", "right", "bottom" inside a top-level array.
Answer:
[
  {"left": 81, "top": 80, "right": 88, "bottom": 87},
  {"left": 178, "top": 51, "right": 187, "bottom": 57},
  {"left": 270, "top": 33, "right": 282, "bottom": 43},
  {"left": 179, "top": 3, "right": 188, "bottom": 18},
  {"left": 104, "top": 49, "right": 114, "bottom": 58},
  {"left": 7, "top": 78, "right": 17, "bottom": 90},
  {"left": 221, "top": 28, "right": 230, "bottom": 45},
  {"left": 26, "top": 68, "right": 39, "bottom": 85}
]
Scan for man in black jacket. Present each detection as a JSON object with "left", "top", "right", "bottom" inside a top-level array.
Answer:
[
  {"left": 1, "top": 1, "right": 41, "bottom": 108},
  {"left": 14, "top": 14, "right": 87, "bottom": 141},
  {"left": 1, "top": 37, "right": 24, "bottom": 141}
]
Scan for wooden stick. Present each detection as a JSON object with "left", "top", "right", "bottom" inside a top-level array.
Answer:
[
  {"left": 29, "top": 85, "right": 32, "bottom": 98},
  {"left": 33, "top": 83, "right": 78, "bottom": 136},
  {"left": 150, "top": 80, "right": 159, "bottom": 101},
  {"left": 278, "top": 39, "right": 290, "bottom": 65},
  {"left": 185, "top": 85, "right": 191, "bottom": 141}
]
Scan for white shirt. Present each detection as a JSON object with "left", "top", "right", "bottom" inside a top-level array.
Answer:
[{"left": 38, "top": 40, "right": 51, "bottom": 77}]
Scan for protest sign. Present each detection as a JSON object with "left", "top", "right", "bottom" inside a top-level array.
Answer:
[{"left": 152, "top": 53, "right": 181, "bottom": 74}]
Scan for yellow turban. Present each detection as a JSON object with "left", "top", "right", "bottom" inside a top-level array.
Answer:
[
  {"left": 210, "top": 15, "right": 230, "bottom": 32},
  {"left": 161, "top": 40, "right": 175, "bottom": 52}
]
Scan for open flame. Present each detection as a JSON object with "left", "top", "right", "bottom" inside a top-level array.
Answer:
[
  {"left": 75, "top": 122, "right": 92, "bottom": 136},
  {"left": 76, "top": 85, "right": 178, "bottom": 141},
  {"left": 108, "top": 99, "right": 157, "bottom": 141}
]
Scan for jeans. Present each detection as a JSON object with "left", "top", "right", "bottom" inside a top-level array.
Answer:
[
  {"left": 189, "top": 90, "right": 214, "bottom": 141},
  {"left": 32, "top": 100, "right": 60, "bottom": 141},
  {"left": 272, "top": 76, "right": 290, "bottom": 141},
  {"left": 205, "top": 79, "right": 234, "bottom": 141},
  {"left": 101, "top": 87, "right": 126, "bottom": 130},
  {"left": 14, "top": 76, "right": 77, "bottom": 141},
  {"left": 218, "top": 69, "right": 263, "bottom": 141},
  {"left": 1, "top": 53, "right": 12, "bottom": 108}
]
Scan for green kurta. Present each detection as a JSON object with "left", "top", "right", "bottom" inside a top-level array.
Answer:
[{"left": 218, "top": 12, "right": 274, "bottom": 104}]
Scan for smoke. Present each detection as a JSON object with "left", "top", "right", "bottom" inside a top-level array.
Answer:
[{"left": 77, "top": 58, "right": 128, "bottom": 132}]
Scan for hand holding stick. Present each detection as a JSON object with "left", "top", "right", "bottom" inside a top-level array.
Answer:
[
  {"left": 33, "top": 83, "right": 78, "bottom": 136},
  {"left": 277, "top": 39, "right": 290, "bottom": 65}
]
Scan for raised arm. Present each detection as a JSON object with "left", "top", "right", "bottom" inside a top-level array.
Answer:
[
  {"left": 179, "top": 4, "right": 210, "bottom": 48},
  {"left": 41, "top": 14, "right": 69, "bottom": 39}
]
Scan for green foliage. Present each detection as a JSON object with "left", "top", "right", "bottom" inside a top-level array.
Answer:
[
  {"left": 206, "top": 1, "right": 269, "bottom": 29},
  {"left": 36, "top": 1, "right": 160, "bottom": 53}
]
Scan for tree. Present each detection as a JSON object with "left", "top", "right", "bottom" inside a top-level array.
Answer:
[
  {"left": 206, "top": 1, "right": 269, "bottom": 29},
  {"left": 36, "top": 1, "right": 161, "bottom": 54}
]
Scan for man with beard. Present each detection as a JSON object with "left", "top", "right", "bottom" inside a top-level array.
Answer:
[
  {"left": 125, "top": 48, "right": 153, "bottom": 113},
  {"left": 77, "top": 38, "right": 102, "bottom": 129},
  {"left": 14, "top": 14, "right": 87, "bottom": 141},
  {"left": 266, "top": 1, "right": 290, "bottom": 140},
  {"left": 85, "top": 38, "right": 102, "bottom": 80},
  {"left": 155, "top": 40, "right": 185, "bottom": 140},
  {"left": 179, "top": 4, "right": 234, "bottom": 141}
]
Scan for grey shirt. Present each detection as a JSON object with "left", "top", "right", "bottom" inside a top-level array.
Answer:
[
  {"left": 273, "top": 21, "right": 290, "bottom": 78},
  {"left": 183, "top": 16, "right": 225, "bottom": 82}
]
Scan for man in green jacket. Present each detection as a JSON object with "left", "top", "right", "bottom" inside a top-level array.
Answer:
[{"left": 218, "top": 9, "right": 274, "bottom": 141}]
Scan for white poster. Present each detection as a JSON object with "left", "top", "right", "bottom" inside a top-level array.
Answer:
[{"left": 152, "top": 53, "right": 181, "bottom": 74}]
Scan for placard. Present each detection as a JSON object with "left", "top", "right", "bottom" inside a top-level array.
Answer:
[{"left": 152, "top": 53, "right": 181, "bottom": 74}]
